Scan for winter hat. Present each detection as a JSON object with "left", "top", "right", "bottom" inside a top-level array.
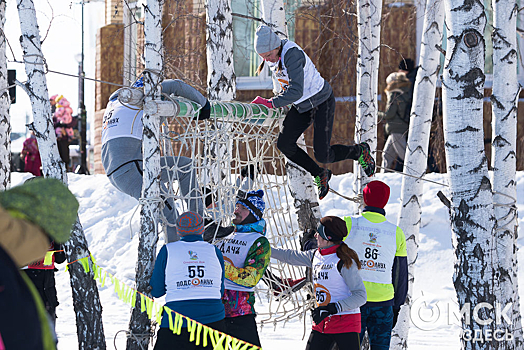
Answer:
[
  {"left": 0, "top": 178, "right": 79, "bottom": 243},
  {"left": 236, "top": 190, "right": 265, "bottom": 221},
  {"left": 398, "top": 58, "right": 415, "bottom": 72},
  {"left": 132, "top": 76, "right": 144, "bottom": 88},
  {"left": 317, "top": 216, "right": 347, "bottom": 242},
  {"left": 176, "top": 211, "right": 204, "bottom": 237},
  {"left": 254, "top": 25, "right": 281, "bottom": 54},
  {"left": 363, "top": 180, "right": 390, "bottom": 209}
]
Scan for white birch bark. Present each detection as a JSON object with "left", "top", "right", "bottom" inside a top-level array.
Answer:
[
  {"left": 354, "top": 0, "right": 377, "bottom": 211},
  {"left": 370, "top": 0, "right": 381, "bottom": 141},
  {"left": 442, "top": 0, "right": 496, "bottom": 348},
  {"left": 491, "top": 0, "right": 522, "bottom": 346},
  {"left": 206, "top": 0, "right": 235, "bottom": 100},
  {"left": 17, "top": 1, "right": 106, "bottom": 348},
  {"left": 0, "top": 0, "right": 10, "bottom": 190},
  {"left": 126, "top": 1, "right": 163, "bottom": 349},
  {"left": 391, "top": 0, "right": 444, "bottom": 347}
]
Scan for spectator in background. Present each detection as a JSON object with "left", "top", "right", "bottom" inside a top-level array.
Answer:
[
  {"left": 21, "top": 130, "right": 42, "bottom": 176},
  {"left": 22, "top": 241, "right": 66, "bottom": 327},
  {"left": 50, "top": 95, "right": 75, "bottom": 170},
  {"left": 379, "top": 58, "right": 416, "bottom": 172}
]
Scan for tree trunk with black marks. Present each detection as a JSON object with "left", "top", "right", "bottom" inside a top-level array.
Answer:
[
  {"left": 491, "top": 0, "right": 522, "bottom": 346},
  {"left": 354, "top": 0, "right": 377, "bottom": 212},
  {"left": 126, "top": 1, "right": 163, "bottom": 349},
  {"left": 206, "top": 0, "right": 236, "bottom": 100},
  {"left": 0, "top": 0, "right": 10, "bottom": 190},
  {"left": 391, "top": 0, "right": 444, "bottom": 347},
  {"left": 442, "top": 0, "right": 496, "bottom": 347},
  {"left": 17, "top": 1, "right": 106, "bottom": 348}
]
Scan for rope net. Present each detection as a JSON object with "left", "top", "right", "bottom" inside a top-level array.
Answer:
[{"left": 158, "top": 96, "right": 314, "bottom": 326}]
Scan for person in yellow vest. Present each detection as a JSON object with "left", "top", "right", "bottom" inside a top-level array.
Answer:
[
  {"left": 22, "top": 241, "right": 66, "bottom": 327},
  {"left": 343, "top": 180, "right": 407, "bottom": 350},
  {"left": 0, "top": 178, "right": 79, "bottom": 350}
]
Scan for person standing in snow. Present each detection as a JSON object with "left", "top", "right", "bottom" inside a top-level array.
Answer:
[
  {"left": 343, "top": 180, "right": 408, "bottom": 349},
  {"left": 0, "top": 178, "right": 79, "bottom": 350},
  {"left": 212, "top": 190, "right": 270, "bottom": 347},
  {"left": 22, "top": 241, "right": 66, "bottom": 327},
  {"left": 271, "top": 216, "right": 367, "bottom": 350},
  {"left": 250, "top": 25, "right": 376, "bottom": 200},
  {"left": 102, "top": 78, "right": 221, "bottom": 243},
  {"left": 21, "top": 130, "right": 42, "bottom": 176},
  {"left": 150, "top": 211, "right": 225, "bottom": 350}
]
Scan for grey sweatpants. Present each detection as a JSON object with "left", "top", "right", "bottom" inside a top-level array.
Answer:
[
  {"left": 381, "top": 133, "right": 407, "bottom": 172},
  {"left": 103, "top": 142, "right": 203, "bottom": 242}
]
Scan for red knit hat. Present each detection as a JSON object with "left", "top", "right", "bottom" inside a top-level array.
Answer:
[{"left": 363, "top": 181, "right": 390, "bottom": 209}]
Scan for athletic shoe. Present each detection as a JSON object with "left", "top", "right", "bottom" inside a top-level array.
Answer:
[
  {"left": 314, "top": 168, "right": 332, "bottom": 200},
  {"left": 358, "top": 142, "right": 376, "bottom": 177}
]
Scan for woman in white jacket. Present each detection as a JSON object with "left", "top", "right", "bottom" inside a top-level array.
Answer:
[{"left": 271, "top": 216, "right": 366, "bottom": 350}]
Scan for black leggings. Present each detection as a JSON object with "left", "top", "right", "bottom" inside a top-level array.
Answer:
[
  {"left": 276, "top": 93, "right": 361, "bottom": 177},
  {"left": 305, "top": 330, "right": 361, "bottom": 350}
]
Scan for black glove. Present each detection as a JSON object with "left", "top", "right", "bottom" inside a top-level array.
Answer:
[
  {"left": 300, "top": 229, "right": 317, "bottom": 251},
  {"left": 312, "top": 303, "right": 338, "bottom": 324},
  {"left": 392, "top": 307, "right": 401, "bottom": 328},
  {"left": 240, "top": 164, "right": 256, "bottom": 181}
]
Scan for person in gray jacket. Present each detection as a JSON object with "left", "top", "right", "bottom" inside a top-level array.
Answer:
[
  {"left": 101, "top": 78, "right": 211, "bottom": 243},
  {"left": 271, "top": 216, "right": 367, "bottom": 350},
  {"left": 250, "top": 25, "right": 376, "bottom": 201}
]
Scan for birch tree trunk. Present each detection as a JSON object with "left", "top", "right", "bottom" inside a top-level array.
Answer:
[
  {"left": 442, "top": 0, "right": 496, "bottom": 347},
  {"left": 491, "top": 0, "right": 522, "bottom": 346},
  {"left": 206, "top": 0, "right": 235, "bottom": 100},
  {"left": 0, "top": 0, "right": 10, "bottom": 190},
  {"left": 17, "top": 1, "right": 106, "bottom": 348},
  {"left": 354, "top": 0, "right": 377, "bottom": 211},
  {"left": 370, "top": 0, "right": 382, "bottom": 138},
  {"left": 391, "top": 0, "right": 444, "bottom": 347},
  {"left": 126, "top": 0, "right": 163, "bottom": 349}
]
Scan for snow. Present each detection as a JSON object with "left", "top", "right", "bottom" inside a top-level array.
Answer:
[{"left": 10, "top": 171, "right": 524, "bottom": 349}]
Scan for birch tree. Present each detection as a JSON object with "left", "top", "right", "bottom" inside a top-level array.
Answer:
[
  {"left": 491, "top": 0, "right": 522, "bottom": 346},
  {"left": 206, "top": 0, "right": 235, "bottom": 100},
  {"left": 391, "top": 0, "right": 444, "bottom": 347},
  {"left": 442, "top": 0, "right": 496, "bottom": 347},
  {"left": 17, "top": 0, "right": 106, "bottom": 348},
  {"left": 354, "top": 0, "right": 377, "bottom": 208},
  {"left": 0, "top": 0, "right": 10, "bottom": 190},
  {"left": 126, "top": 0, "right": 164, "bottom": 349}
]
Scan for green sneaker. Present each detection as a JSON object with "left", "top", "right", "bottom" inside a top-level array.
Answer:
[
  {"left": 314, "top": 168, "right": 332, "bottom": 200},
  {"left": 358, "top": 142, "right": 376, "bottom": 177}
]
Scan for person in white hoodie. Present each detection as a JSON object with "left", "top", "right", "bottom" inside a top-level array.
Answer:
[
  {"left": 250, "top": 25, "right": 376, "bottom": 200},
  {"left": 271, "top": 216, "right": 367, "bottom": 350}
]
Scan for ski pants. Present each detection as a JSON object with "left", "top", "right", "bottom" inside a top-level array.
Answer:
[
  {"left": 381, "top": 133, "right": 407, "bottom": 172},
  {"left": 360, "top": 305, "right": 394, "bottom": 350},
  {"left": 154, "top": 319, "right": 226, "bottom": 350},
  {"left": 108, "top": 155, "right": 203, "bottom": 243},
  {"left": 276, "top": 92, "right": 360, "bottom": 177},
  {"left": 305, "top": 330, "right": 360, "bottom": 350},
  {"left": 224, "top": 314, "right": 261, "bottom": 347}
]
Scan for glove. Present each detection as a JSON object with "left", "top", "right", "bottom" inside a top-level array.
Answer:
[
  {"left": 240, "top": 164, "right": 256, "bottom": 181},
  {"left": 312, "top": 303, "right": 338, "bottom": 324},
  {"left": 392, "top": 307, "right": 401, "bottom": 328},
  {"left": 251, "top": 96, "right": 273, "bottom": 109}
]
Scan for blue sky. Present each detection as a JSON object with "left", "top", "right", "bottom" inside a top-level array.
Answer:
[{"left": 5, "top": 0, "right": 105, "bottom": 142}]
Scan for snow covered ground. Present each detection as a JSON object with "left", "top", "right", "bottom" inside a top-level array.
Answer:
[{"left": 11, "top": 171, "right": 524, "bottom": 349}]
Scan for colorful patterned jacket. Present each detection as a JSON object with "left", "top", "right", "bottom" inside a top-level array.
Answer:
[{"left": 218, "top": 219, "right": 271, "bottom": 317}]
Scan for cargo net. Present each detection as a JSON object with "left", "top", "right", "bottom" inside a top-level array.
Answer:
[{"left": 158, "top": 97, "right": 315, "bottom": 326}]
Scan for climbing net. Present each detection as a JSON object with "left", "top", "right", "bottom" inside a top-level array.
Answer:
[{"left": 158, "top": 96, "right": 315, "bottom": 326}]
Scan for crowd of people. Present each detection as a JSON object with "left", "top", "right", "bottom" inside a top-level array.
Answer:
[{"left": 1, "top": 24, "right": 413, "bottom": 350}]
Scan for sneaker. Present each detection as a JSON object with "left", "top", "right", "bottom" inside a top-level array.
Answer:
[
  {"left": 314, "top": 168, "right": 332, "bottom": 200},
  {"left": 358, "top": 142, "right": 376, "bottom": 177}
]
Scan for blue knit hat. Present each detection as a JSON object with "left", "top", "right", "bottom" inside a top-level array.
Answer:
[
  {"left": 236, "top": 190, "right": 265, "bottom": 221},
  {"left": 176, "top": 211, "right": 204, "bottom": 237},
  {"left": 132, "top": 76, "right": 144, "bottom": 88}
]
